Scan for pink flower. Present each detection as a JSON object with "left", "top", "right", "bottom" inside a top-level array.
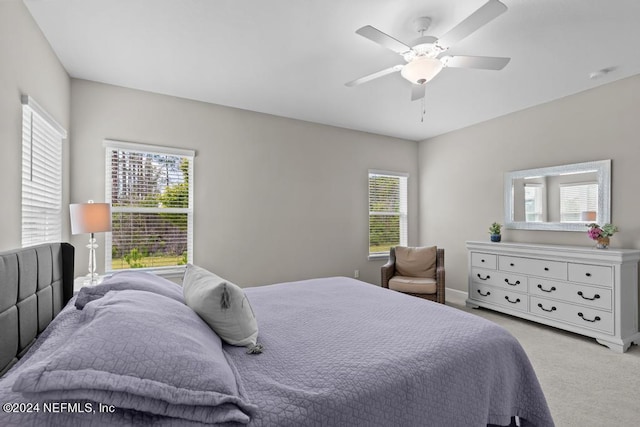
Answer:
[
  {"left": 587, "top": 227, "right": 602, "bottom": 240},
  {"left": 586, "top": 223, "right": 618, "bottom": 240}
]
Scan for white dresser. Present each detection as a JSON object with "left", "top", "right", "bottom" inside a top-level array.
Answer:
[{"left": 466, "top": 241, "right": 640, "bottom": 353}]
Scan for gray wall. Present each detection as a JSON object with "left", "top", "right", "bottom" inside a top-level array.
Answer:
[
  {"left": 0, "top": 0, "right": 70, "bottom": 251},
  {"left": 418, "top": 74, "right": 640, "bottom": 294},
  {"left": 70, "top": 79, "right": 419, "bottom": 286}
]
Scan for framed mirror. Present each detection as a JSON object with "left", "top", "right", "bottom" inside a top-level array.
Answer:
[{"left": 504, "top": 160, "right": 611, "bottom": 231}]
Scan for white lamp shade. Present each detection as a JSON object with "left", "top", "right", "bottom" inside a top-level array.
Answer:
[
  {"left": 400, "top": 57, "right": 443, "bottom": 85},
  {"left": 70, "top": 202, "right": 112, "bottom": 234}
]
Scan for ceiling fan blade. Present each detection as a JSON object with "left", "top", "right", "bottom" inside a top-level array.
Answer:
[
  {"left": 437, "top": 0, "right": 507, "bottom": 49},
  {"left": 411, "top": 84, "right": 426, "bottom": 101},
  {"left": 345, "top": 65, "right": 403, "bottom": 87},
  {"left": 355, "top": 25, "right": 412, "bottom": 54},
  {"left": 441, "top": 55, "right": 510, "bottom": 70}
]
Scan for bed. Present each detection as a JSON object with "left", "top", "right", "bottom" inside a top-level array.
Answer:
[{"left": 0, "top": 242, "right": 554, "bottom": 426}]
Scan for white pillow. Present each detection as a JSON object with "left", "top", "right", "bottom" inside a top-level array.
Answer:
[{"left": 183, "top": 264, "right": 262, "bottom": 353}]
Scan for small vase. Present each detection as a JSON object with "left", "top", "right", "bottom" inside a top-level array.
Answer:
[
  {"left": 596, "top": 236, "right": 610, "bottom": 249},
  {"left": 490, "top": 234, "right": 501, "bottom": 242}
]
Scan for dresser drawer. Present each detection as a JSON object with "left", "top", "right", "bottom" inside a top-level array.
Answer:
[
  {"left": 499, "top": 255, "right": 567, "bottom": 280},
  {"left": 568, "top": 263, "right": 612, "bottom": 287},
  {"left": 470, "top": 283, "right": 528, "bottom": 312},
  {"left": 529, "top": 278, "right": 612, "bottom": 311},
  {"left": 530, "top": 296, "right": 613, "bottom": 334},
  {"left": 471, "top": 252, "right": 497, "bottom": 269},
  {"left": 471, "top": 268, "right": 528, "bottom": 293}
]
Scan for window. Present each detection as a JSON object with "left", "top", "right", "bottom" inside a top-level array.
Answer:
[
  {"left": 21, "top": 95, "right": 67, "bottom": 247},
  {"left": 368, "top": 170, "right": 408, "bottom": 258},
  {"left": 560, "top": 182, "right": 598, "bottom": 222},
  {"left": 104, "top": 140, "right": 195, "bottom": 273}
]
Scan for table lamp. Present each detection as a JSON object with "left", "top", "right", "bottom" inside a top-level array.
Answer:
[{"left": 70, "top": 200, "right": 112, "bottom": 285}]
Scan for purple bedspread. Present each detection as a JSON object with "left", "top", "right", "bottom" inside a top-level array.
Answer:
[
  {"left": 0, "top": 275, "right": 554, "bottom": 426},
  {"left": 233, "top": 277, "right": 554, "bottom": 426}
]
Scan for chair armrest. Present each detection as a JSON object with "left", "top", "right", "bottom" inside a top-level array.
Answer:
[
  {"left": 381, "top": 260, "right": 395, "bottom": 288},
  {"left": 435, "top": 248, "right": 445, "bottom": 304}
]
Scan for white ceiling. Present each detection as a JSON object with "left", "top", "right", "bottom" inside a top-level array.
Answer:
[{"left": 24, "top": 0, "right": 640, "bottom": 141}]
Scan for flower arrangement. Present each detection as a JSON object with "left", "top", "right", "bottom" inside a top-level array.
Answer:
[{"left": 586, "top": 223, "right": 618, "bottom": 240}]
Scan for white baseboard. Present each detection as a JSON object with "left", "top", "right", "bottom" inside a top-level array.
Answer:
[{"left": 445, "top": 287, "right": 468, "bottom": 306}]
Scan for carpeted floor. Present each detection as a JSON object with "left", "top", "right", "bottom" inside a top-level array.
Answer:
[{"left": 448, "top": 299, "right": 640, "bottom": 427}]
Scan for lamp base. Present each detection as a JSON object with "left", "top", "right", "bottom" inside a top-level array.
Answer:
[
  {"left": 83, "top": 272, "right": 101, "bottom": 286},
  {"left": 76, "top": 274, "right": 104, "bottom": 289},
  {"left": 86, "top": 233, "right": 99, "bottom": 285}
]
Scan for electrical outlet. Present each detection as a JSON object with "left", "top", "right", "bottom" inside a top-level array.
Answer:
[{"left": 354, "top": 269, "right": 359, "bottom": 278}]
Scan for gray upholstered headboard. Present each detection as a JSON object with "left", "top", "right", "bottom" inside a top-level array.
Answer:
[{"left": 0, "top": 242, "right": 74, "bottom": 376}]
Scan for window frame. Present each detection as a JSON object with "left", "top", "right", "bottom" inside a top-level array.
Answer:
[
  {"left": 104, "top": 139, "right": 195, "bottom": 276},
  {"left": 368, "top": 169, "right": 408, "bottom": 260},
  {"left": 21, "top": 95, "right": 67, "bottom": 247}
]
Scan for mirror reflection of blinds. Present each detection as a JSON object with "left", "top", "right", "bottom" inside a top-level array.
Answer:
[
  {"left": 560, "top": 183, "right": 598, "bottom": 222},
  {"left": 104, "top": 140, "right": 195, "bottom": 272},
  {"left": 21, "top": 96, "right": 67, "bottom": 247},
  {"left": 368, "top": 171, "right": 408, "bottom": 256}
]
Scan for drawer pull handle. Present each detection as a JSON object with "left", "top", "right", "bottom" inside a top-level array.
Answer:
[
  {"left": 477, "top": 274, "right": 490, "bottom": 280},
  {"left": 544, "top": 267, "right": 549, "bottom": 271},
  {"left": 504, "top": 296, "right": 521, "bottom": 304},
  {"left": 537, "top": 284, "right": 556, "bottom": 293},
  {"left": 537, "top": 303, "right": 557, "bottom": 313},
  {"left": 585, "top": 273, "right": 592, "bottom": 277},
  {"left": 477, "top": 290, "right": 491, "bottom": 297},
  {"left": 509, "top": 263, "right": 514, "bottom": 267},
  {"left": 481, "top": 259, "right": 485, "bottom": 263},
  {"left": 578, "top": 312, "right": 601, "bottom": 323},
  {"left": 577, "top": 291, "right": 600, "bottom": 301},
  {"left": 504, "top": 279, "right": 521, "bottom": 286}
]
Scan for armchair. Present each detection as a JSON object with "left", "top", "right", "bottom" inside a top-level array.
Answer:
[{"left": 381, "top": 246, "right": 445, "bottom": 304}]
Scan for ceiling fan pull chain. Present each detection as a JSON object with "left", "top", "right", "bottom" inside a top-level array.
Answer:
[{"left": 421, "top": 97, "right": 426, "bottom": 122}]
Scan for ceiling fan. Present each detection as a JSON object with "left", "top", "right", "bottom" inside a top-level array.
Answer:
[{"left": 345, "top": 0, "right": 511, "bottom": 101}]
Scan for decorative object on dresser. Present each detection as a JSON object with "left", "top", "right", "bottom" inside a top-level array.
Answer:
[
  {"left": 466, "top": 241, "right": 640, "bottom": 352},
  {"left": 381, "top": 246, "right": 445, "bottom": 304},
  {"left": 586, "top": 223, "right": 618, "bottom": 249},
  {"left": 488, "top": 222, "right": 502, "bottom": 242},
  {"left": 467, "top": 242, "right": 640, "bottom": 353},
  {"left": 69, "top": 200, "right": 112, "bottom": 285}
]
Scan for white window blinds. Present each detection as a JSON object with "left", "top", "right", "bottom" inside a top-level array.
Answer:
[
  {"left": 21, "top": 96, "right": 67, "bottom": 247},
  {"left": 368, "top": 170, "right": 408, "bottom": 257},
  {"left": 104, "top": 140, "right": 195, "bottom": 272},
  {"left": 560, "top": 182, "right": 598, "bottom": 222}
]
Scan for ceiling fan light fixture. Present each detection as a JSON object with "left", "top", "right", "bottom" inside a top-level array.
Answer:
[{"left": 400, "top": 56, "right": 443, "bottom": 85}]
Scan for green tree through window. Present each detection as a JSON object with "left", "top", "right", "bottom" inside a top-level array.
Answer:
[{"left": 105, "top": 141, "right": 194, "bottom": 271}]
